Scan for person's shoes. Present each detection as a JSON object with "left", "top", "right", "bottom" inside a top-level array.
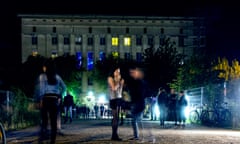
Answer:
[
  {"left": 129, "top": 137, "right": 139, "bottom": 140},
  {"left": 111, "top": 136, "right": 122, "bottom": 141}
]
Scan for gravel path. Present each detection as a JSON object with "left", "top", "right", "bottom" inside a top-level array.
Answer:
[{"left": 6, "top": 119, "right": 240, "bottom": 144}]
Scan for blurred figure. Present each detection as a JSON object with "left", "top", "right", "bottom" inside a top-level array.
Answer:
[
  {"left": 157, "top": 87, "right": 168, "bottom": 127},
  {"left": 127, "top": 65, "right": 147, "bottom": 140},
  {"left": 168, "top": 88, "right": 178, "bottom": 127},
  {"left": 63, "top": 91, "right": 74, "bottom": 124},
  {"left": 36, "top": 59, "right": 66, "bottom": 144},
  {"left": 100, "top": 104, "right": 105, "bottom": 118},
  {"left": 108, "top": 66, "right": 124, "bottom": 141},
  {"left": 176, "top": 90, "right": 188, "bottom": 128}
]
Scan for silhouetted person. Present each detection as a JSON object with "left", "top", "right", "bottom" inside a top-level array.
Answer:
[
  {"left": 176, "top": 90, "right": 188, "bottom": 128},
  {"left": 36, "top": 59, "right": 66, "bottom": 144},
  {"left": 157, "top": 87, "right": 168, "bottom": 127},
  {"left": 63, "top": 91, "right": 74, "bottom": 124}
]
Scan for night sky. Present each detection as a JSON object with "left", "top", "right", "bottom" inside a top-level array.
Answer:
[{"left": 0, "top": 1, "right": 239, "bottom": 66}]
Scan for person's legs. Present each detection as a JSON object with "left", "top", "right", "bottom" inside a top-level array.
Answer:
[
  {"left": 69, "top": 106, "right": 73, "bottom": 123},
  {"left": 49, "top": 102, "right": 58, "bottom": 144},
  {"left": 110, "top": 99, "right": 121, "bottom": 141}
]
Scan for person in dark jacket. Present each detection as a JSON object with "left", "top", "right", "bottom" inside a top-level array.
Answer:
[
  {"left": 63, "top": 91, "right": 74, "bottom": 124},
  {"left": 157, "top": 87, "right": 168, "bottom": 127},
  {"left": 127, "top": 65, "right": 148, "bottom": 140}
]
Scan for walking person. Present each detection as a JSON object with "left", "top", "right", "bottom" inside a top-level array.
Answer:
[
  {"left": 107, "top": 66, "right": 124, "bottom": 141},
  {"left": 36, "top": 59, "right": 66, "bottom": 144},
  {"left": 126, "top": 65, "right": 148, "bottom": 140},
  {"left": 157, "top": 87, "right": 168, "bottom": 127},
  {"left": 176, "top": 90, "right": 188, "bottom": 128},
  {"left": 63, "top": 91, "right": 74, "bottom": 124}
]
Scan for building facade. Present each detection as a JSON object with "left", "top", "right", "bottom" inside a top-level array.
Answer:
[{"left": 19, "top": 14, "right": 206, "bottom": 105}]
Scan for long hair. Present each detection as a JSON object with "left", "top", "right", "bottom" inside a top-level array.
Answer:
[{"left": 44, "top": 59, "right": 57, "bottom": 85}]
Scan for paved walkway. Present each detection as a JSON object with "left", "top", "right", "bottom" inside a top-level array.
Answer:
[{"left": 6, "top": 119, "right": 240, "bottom": 144}]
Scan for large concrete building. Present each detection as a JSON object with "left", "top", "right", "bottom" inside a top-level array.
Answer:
[{"left": 19, "top": 14, "right": 206, "bottom": 105}]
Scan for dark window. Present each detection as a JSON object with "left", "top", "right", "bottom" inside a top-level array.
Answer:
[
  {"left": 148, "top": 36, "right": 153, "bottom": 46},
  {"left": 89, "top": 27, "right": 92, "bottom": 33},
  {"left": 52, "top": 36, "right": 58, "bottom": 45},
  {"left": 126, "top": 27, "right": 129, "bottom": 34},
  {"left": 178, "top": 36, "right": 184, "bottom": 47},
  {"left": 160, "top": 28, "right": 164, "bottom": 34},
  {"left": 107, "top": 27, "right": 111, "bottom": 34},
  {"left": 100, "top": 37, "right": 106, "bottom": 45},
  {"left": 32, "top": 35, "right": 37, "bottom": 45},
  {"left": 144, "top": 28, "right": 147, "bottom": 34},
  {"left": 64, "top": 37, "right": 70, "bottom": 45},
  {"left": 136, "top": 36, "right": 142, "bottom": 45},
  {"left": 124, "top": 53, "right": 131, "bottom": 61},
  {"left": 160, "top": 37, "right": 164, "bottom": 45},
  {"left": 53, "top": 27, "right": 56, "bottom": 33},
  {"left": 32, "top": 27, "right": 36, "bottom": 33},
  {"left": 180, "top": 28, "right": 183, "bottom": 34},
  {"left": 88, "top": 37, "right": 93, "bottom": 45},
  {"left": 200, "top": 37, "right": 205, "bottom": 45},
  {"left": 136, "top": 52, "right": 142, "bottom": 63}
]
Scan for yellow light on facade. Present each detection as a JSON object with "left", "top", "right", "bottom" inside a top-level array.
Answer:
[
  {"left": 112, "top": 37, "right": 119, "bottom": 46},
  {"left": 124, "top": 37, "right": 131, "bottom": 46},
  {"left": 112, "top": 51, "right": 119, "bottom": 58}
]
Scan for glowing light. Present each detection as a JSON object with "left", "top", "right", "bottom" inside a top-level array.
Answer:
[
  {"left": 88, "top": 91, "right": 93, "bottom": 97},
  {"left": 98, "top": 94, "right": 107, "bottom": 104},
  {"left": 153, "top": 103, "right": 160, "bottom": 119}
]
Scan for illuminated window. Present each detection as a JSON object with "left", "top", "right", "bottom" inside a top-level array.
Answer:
[
  {"left": 76, "top": 52, "right": 82, "bottom": 69},
  {"left": 124, "top": 37, "right": 131, "bottom": 46},
  {"left": 32, "top": 49, "right": 38, "bottom": 57},
  {"left": 75, "top": 36, "right": 82, "bottom": 45},
  {"left": 112, "top": 37, "right": 119, "bottom": 46},
  {"left": 99, "top": 51, "right": 106, "bottom": 61},
  {"left": 112, "top": 51, "right": 119, "bottom": 59},
  {"left": 51, "top": 51, "right": 58, "bottom": 59},
  {"left": 87, "top": 52, "right": 94, "bottom": 71}
]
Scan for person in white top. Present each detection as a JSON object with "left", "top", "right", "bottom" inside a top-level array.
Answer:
[{"left": 107, "top": 66, "right": 124, "bottom": 141}]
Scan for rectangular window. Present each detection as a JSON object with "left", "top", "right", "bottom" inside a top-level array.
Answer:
[
  {"left": 148, "top": 36, "right": 153, "bottom": 46},
  {"left": 178, "top": 36, "right": 184, "bottom": 47},
  {"left": 100, "top": 37, "right": 106, "bottom": 45},
  {"left": 112, "top": 37, "right": 119, "bottom": 46},
  {"left": 99, "top": 51, "right": 106, "bottom": 61},
  {"left": 89, "top": 27, "right": 92, "bottom": 33},
  {"left": 88, "top": 37, "right": 93, "bottom": 45},
  {"left": 136, "top": 52, "right": 142, "bottom": 62},
  {"left": 32, "top": 26, "right": 36, "bottom": 33},
  {"left": 87, "top": 52, "right": 94, "bottom": 71},
  {"left": 159, "top": 37, "right": 164, "bottom": 46},
  {"left": 112, "top": 51, "right": 119, "bottom": 59},
  {"left": 75, "top": 36, "right": 82, "bottom": 45},
  {"left": 52, "top": 36, "right": 58, "bottom": 45},
  {"left": 76, "top": 52, "right": 82, "bottom": 69},
  {"left": 51, "top": 50, "right": 58, "bottom": 59},
  {"left": 126, "top": 27, "right": 129, "bottom": 34},
  {"left": 32, "top": 49, "right": 38, "bottom": 56},
  {"left": 32, "top": 35, "right": 37, "bottom": 45},
  {"left": 124, "top": 37, "right": 131, "bottom": 46},
  {"left": 64, "top": 37, "right": 70, "bottom": 45},
  {"left": 107, "top": 27, "right": 111, "bottom": 34},
  {"left": 144, "top": 28, "right": 147, "bottom": 34},
  {"left": 136, "top": 36, "right": 142, "bottom": 45},
  {"left": 53, "top": 27, "right": 56, "bottom": 33},
  {"left": 124, "top": 53, "right": 131, "bottom": 61}
]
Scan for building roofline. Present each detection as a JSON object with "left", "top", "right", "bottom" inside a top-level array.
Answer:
[{"left": 17, "top": 14, "right": 204, "bottom": 20}]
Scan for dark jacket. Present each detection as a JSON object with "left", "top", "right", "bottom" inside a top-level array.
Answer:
[
  {"left": 63, "top": 94, "right": 74, "bottom": 107},
  {"left": 128, "top": 79, "right": 148, "bottom": 113}
]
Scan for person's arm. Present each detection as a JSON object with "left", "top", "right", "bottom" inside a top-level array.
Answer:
[{"left": 108, "top": 77, "right": 119, "bottom": 91}]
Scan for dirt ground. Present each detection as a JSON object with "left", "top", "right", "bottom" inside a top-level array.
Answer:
[{"left": 6, "top": 119, "right": 240, "bottom": 144}]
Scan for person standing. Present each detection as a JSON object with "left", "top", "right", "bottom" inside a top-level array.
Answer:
[
  {"left": 107, "top": 66, "right": 124, "bottom": 141},
  {"left": 157, "top": 87, "right": 168, "bottom": 127},
  {"left": 37, "top": 59, "right": 66, "bottom": 144},
  {"left": 168, "top": 88, "right": 178, "bottom": 127},
  {"left": 176, "top": 90, "right": 188, "bottom": 128},
  {"left": 127, "top": 65, "right": 147, "bottom": 140},
  {"left": 63, "top": 91, "right": 74, "bottom": 124}
]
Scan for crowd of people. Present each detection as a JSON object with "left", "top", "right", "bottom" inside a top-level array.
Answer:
[{"left": 34, "top": 58, "right": 188, "bottom": 143}]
